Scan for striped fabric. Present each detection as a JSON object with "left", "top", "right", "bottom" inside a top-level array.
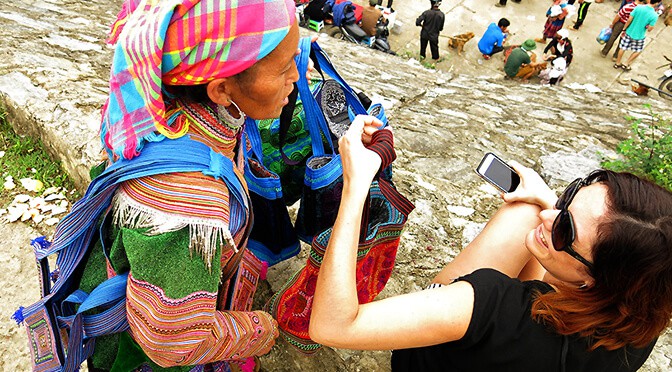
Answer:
[
  {"left": 126, "top": 274, "right": 278, "bottom": 367},
  {"left": 111, "top": 99, "right": 250, "bottom": 268},
  {"left": 101, "top": 0, "right": 296, "bottom": 161}
]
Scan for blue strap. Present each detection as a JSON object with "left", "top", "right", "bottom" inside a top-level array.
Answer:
[
  {"left": 58, "top": 273, "right": 129, "bottom": 372},
  {"left": 244, "top": 117, "right": 265, "bottom": 161},
  {"left": 242, "top": 118, "right": 283, "bottom": 199},
  {"left": 24, "top": 136, "right": 250, "bottom": 372},
  {"left": 295, "top": 37, "right": 332, "bottom": 156},
  {"left": 57, "top": 273, "right": 129, "bottom": 335}
]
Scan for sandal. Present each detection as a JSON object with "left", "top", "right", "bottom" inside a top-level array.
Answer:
[
  {"left": 613, "top": 63, "right": 624, "bottom": 69},
  {"left": 621, "top": 64, "right": 632, "bottom": 72}
]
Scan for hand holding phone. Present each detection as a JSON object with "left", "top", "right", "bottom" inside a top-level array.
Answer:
[{"left": 475, "top": 153, "right": 520, "bottom": 193}]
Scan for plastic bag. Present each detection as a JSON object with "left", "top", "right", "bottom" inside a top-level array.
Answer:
[{"left": 597, "top": 27, "right": 612, "bottom": 44}]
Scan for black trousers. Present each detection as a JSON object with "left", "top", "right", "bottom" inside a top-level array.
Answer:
[
  {"left": 420, "top": 37, "right": 439, "bottom": 59},
  {"left": 377, "top": 0, "right": 393, "bottom": 8},
  {"left": 487, "top": 45, "right": 504, "bottom": 56},
  {"left": 499, "top": 0, "right": 521, "bottom": 5},
  {"left": 573, "top": 2, "right": 591, "bottom": 29}
]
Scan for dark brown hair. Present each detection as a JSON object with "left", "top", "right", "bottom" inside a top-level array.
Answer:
[{"left": 532, "top": 170, "right": 672, "bottom": 350}]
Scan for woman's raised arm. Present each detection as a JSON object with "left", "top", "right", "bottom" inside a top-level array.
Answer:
[{"left": 309, "top": 116, "right": 475, "bottom": 350}]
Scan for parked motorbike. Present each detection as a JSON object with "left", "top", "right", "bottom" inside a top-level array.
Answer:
[
  {"left": 327, "top": 20, "right": 395, "bottom": 55},
  {"left": 658, "top": 55, "right": 672, "bottom": 100}
]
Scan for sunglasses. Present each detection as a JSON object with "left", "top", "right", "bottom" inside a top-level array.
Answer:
[{"left": 551, "top": 177, "right": 595, "bottom": 271}]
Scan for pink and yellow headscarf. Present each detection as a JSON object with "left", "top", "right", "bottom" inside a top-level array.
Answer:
[{"left": 101, "top": 0, "right": 296, "bottom": 161}]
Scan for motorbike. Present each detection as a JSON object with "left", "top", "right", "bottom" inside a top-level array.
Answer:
[
  {"left": 658, "top": 55, "right": 672, "bottom": 100},
  {"left": 327, "top": 19, "right": 395, "bottom": 55}
]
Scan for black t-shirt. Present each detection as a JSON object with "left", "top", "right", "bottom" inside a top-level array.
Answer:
[{"left": 391, "top": 269, "right": 655, "bottom": 372}]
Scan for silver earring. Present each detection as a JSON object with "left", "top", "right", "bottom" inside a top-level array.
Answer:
[
  {"left": 578, "top": 284, "right": 588, "bottom": 290},
  {"left": 217, "top": 100, "right": 246, "bottom": 129}
]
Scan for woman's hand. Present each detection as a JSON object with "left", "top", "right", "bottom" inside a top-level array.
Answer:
[
  {"left": 502, "top": 161, "right": 557, "bottom": 210},
  {"left": 339, "top": 115, "right": 385, "bottom": 195}
]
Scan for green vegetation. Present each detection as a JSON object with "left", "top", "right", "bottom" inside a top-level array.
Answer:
[
  {"left": 602, "top": 104, "right": 672, "bottom": 191},
  {"left": 400, "top": 50, "right": 447, "bottom": 70},
  {"left": 0, "top": 107, "right": 78, "bottom": 205}
]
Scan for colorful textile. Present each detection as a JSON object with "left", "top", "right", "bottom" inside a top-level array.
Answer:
[
  {"left": 267, "top": 180, "right": 414, "bottom": 353},
  {"left": 79, "top": 99, "right": 277, "bottom": 369},
  {"left": 111, "top": 100, "right": 249, "bottom": 268},
  {"left": 101, "top": 0, "right": 296, "bottom": 161},
  {"left": 126, "top": 273, "right": 277, "bottom": 367},
  {"left": 543, "top": 3, "right": 567, "bottom": 39}
]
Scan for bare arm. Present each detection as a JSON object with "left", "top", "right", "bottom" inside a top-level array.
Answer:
[
  {"left": 610, "top": 14, "right": 620, "bottom": 28},
  {"left": 433, "top": 161, "right": 555, "bottom": 285},
  {"left": 309, "top": 116, "right": 474, "bottom": 350},
  {"left": 622, "top": 15, "right": 633, "bottom": 34}
]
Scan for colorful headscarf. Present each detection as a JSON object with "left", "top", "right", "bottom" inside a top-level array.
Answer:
[{"left": 101, "top": 0, "right": 296, "bottom": 161}]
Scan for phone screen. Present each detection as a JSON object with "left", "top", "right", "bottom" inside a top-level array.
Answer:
[{"left": 476, "top": 153, "right": 520, "bottom": 193}]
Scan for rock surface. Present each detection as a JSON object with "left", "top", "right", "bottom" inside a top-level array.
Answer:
[{"left": 1, "top": 1, "right": 671, "bottom": 371}]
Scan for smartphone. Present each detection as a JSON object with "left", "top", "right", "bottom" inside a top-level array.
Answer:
[{"left": 475, "top": 153, "right": 520, "bottom": 193}]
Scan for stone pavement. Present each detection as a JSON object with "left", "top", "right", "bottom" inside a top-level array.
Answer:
[{"left": 384, "top": 0, "right": 672, "bottom": 92}]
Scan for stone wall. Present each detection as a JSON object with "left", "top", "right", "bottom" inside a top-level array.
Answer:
[{"left": 1, "top": 1, "right": 671, "bottom": 371}]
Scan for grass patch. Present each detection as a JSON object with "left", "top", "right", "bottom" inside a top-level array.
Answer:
[
  {"left": 601, "top": 104, "right": 672, "bottom": 192},
  {"left": 0, "top": 107, "right": 79, "bottom": 206},
  {"left": 400, "top": 50, "right": 448, "bottom": 69}
]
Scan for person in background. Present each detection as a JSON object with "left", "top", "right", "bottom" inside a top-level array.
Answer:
[
  {"left": 377, "top": 0, "right": 394, "bottom": 9},
  {"left": 504, "top": 39, "right": 543, "bottom": 82},
  {"left": 308, "top": 117, "right": 672, "bottom": 371},
  {"left": 362, "top": 0, "right": 384, "bottom": 37},
  {"left": 543, "top": 28, "right": 574, "bottom": 66},
  {"left": 416, "top": 0, "right": 445, "bottom": 60},
  {"left": 614, "top": 0, "right": 661, "bottom": 71},
  {"left": 570, "top": 0, "right": 591, "bottom": 30},
  {"left": 478, "top": 18, "right": 510, "bottom": 60},
  {"left": 601, "top": 0, "right": 644, "bottom": 62},
  {"left": 536, "top": 0, "right": 569, "bottom": 44},
  {"left": 539, "top": 57, "right": 568, "bottom": 85}
]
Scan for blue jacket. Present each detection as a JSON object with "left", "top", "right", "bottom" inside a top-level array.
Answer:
[{"left": 478, "top": 23, "right": 505, "bottom": 55}]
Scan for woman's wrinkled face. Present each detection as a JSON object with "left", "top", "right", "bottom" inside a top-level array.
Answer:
[
  {"left": 525, "top": 183, "right": 608, "bottom": 286},
  {"left": 229, "top": 21, "right": 300, "bottom": 120}
]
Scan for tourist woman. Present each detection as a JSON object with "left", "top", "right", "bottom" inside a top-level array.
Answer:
[
  {"left": 79, "top": 0, "right": 299, "bottom": 370},
  {"left": 310, "top": 118, "right": 672, "bottom": 371}
]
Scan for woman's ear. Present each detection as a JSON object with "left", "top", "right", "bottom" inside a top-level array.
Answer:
[{"left": 206, "top": 78, "right": 231, "bottom": 106}]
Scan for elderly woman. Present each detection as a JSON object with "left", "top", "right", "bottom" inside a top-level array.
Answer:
[
  {"left": 77, "top": 0, "right": 299, "bottom": 370},
  {"left": 309, "top": 118, "right": 672, "bottom": 371}
]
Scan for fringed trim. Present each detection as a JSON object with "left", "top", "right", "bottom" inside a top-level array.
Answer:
[{"left": 111, "top": 192, "right": 237, "bottom": 269}]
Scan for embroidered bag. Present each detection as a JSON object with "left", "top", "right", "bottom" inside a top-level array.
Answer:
[
  {"left": 267, "top": 131, "right": 415, "bottom": 353},
  {"left": 16, "top": 137, "right": 251, "bottom": 372},
  {"left": 244, "top": 117, "right": 301, "bottom": 266},
  {"left": 293, "top": 39, "right": 388, "bottom": 243},
  {"left": 266, "top": 39, "right": 414, "bottom": 353},
  {"left": 252, "top": 86, "right": 312, "bottom": 205}
]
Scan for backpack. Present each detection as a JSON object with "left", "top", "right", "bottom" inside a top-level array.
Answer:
[{"left": 13, "top": 136, "right": 249, "bottom": 372}]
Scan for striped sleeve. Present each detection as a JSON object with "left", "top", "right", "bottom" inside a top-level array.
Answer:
[{"left": 126, "top": 273, "right": 278, "bottom": 367}]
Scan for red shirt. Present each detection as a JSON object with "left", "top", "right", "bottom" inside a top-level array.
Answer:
[{"left": 618, "top": 2, "right": 638, "bottom": 23}]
